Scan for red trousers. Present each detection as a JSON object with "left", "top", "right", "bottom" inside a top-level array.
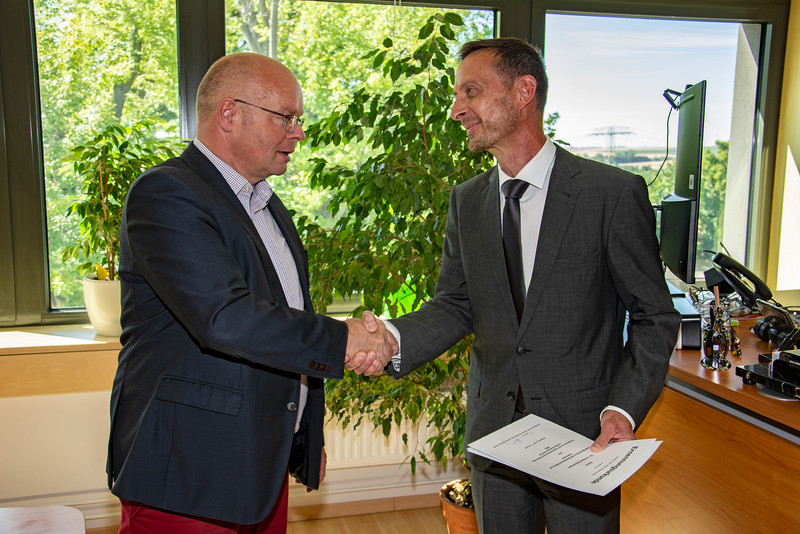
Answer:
[{"left": 118, "top": 473, "right": 289, "bottom": 534}]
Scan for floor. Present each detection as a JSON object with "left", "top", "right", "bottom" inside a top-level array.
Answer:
[
  {"left": 87, "top": 506, "right": 448, "bottom": 534},
  {"left": 287, "top": 507, "right": 448, "bottom": 534}
]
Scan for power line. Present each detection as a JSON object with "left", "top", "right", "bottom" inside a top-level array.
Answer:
[{"left": 590, "top": 126, "right": 634, "bottom": 164}]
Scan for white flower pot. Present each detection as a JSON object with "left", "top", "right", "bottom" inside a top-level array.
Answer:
[{"left": 82, "top": 275, "right": 122, "bottom": 338}]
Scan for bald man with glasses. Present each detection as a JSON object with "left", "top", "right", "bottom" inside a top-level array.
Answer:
[{"left": 107, "top": 52, "right": 396, "bottom": 533}]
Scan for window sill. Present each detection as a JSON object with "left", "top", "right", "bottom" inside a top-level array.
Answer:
[
  {"left": 0, "top": 324, "right": 120, "bottom": 356},
  {"left": 0, "top": 325, "right": 120, "bottom": 397}
]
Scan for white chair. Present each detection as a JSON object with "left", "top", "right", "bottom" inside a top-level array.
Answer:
[{"left": 0, "top": 506, "right": 86, "bottom": 533}]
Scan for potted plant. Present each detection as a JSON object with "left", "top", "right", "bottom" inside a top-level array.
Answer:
[
  {"left": 61, "top": 118, "right": 184, "bottom": 336},
  {"left": 440, "top": 478, "right": 476, "bottom": 533}
]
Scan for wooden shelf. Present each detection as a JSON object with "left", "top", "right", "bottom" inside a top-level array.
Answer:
[{"left": 622, "top": 317, "right": 800, "bottom": 532}]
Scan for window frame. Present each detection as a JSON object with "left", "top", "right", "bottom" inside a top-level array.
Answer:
[
  {"left": 0, "top": 0, "right": 790, "bottom": 326},
  {"left": 530, "top": 0, "right": 788, "bottom": 281}
]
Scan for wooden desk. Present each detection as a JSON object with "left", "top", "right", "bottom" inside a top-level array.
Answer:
[
  {"left": 621, "top": 318, "right": 800, "bottom": 533},
  {"left": 669, "top": 318, "right": 800, "bottom": 431}
]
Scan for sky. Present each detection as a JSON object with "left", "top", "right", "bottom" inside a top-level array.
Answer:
[{"left": 543, "top": 15, "right": 742, "bottom": 149}]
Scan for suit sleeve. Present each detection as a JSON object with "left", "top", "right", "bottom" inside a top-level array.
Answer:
[
  {"left": 606, "top": 175, "right": 681, "bottom": 426},
  {"left": 122, "top": 169, "right": 348, "bottom": 379},
  {"left": 388, "top": 186, "right": 474, "bottom": 378}
]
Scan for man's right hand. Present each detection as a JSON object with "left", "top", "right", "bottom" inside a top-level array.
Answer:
[{"left": 344, "top": 316, "right": 398, "bottom": 376}]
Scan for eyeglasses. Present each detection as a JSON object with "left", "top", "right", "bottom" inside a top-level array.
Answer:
[{"left": 233, "top": 99, "right": 305, "bottom": 132}]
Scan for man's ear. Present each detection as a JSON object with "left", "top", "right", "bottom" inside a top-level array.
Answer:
[
  {"left": 516, "top": 75, "right": 538, "bottom": 110},
  {"left": 218, "top": 98, "right": 237, "bottom": 133}
]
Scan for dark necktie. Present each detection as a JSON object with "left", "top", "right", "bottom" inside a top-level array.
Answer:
[{"left": 502, "top": 179, "right": 530, "bottom": 321}]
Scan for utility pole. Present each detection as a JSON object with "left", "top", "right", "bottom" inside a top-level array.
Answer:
[{"left": 590, "top": 126, "right": 634, "bottom": 165}]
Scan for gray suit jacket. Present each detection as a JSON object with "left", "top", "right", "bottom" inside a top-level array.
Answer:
[
  {"left": 107, "top": 144, "right": 348, "bottom": 524},
  {"left": 389, "top": 145, "right": 680, "bottom": 470}
]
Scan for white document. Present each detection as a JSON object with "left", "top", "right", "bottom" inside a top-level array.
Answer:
[{"left": 466, "top": 414, "right": 661, "bottom": 496}]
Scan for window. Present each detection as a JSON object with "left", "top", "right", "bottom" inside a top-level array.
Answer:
[
  {"left": 0, "top": 0, "right": 790, "bottom": 326},
  {"left": 34, "top": 0, "right": 179, "bottom": 309},
  {"left": 544, "top": 14, "right": 760, "bottom": 283}
]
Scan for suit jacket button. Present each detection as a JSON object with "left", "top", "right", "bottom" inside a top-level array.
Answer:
[
  {"left": 287, "top": 402, "right": 298, "bottom": 412},
  {"left": 507, "top": 391, "right": 516, "bottom": 401},
  {"left": 516, "top": 345, "right": 526, "bottom": 355}
]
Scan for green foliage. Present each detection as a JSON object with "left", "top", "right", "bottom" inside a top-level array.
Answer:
[
  {"left": 633, "top": 140, "right": 729, "bottom": 275},
  {"left": 301, "top": 13, "right": 492, "bottom": 314},
  {"left": 299, "top": 14, "right": 491, "bottom": 470},
  {"left": 299, "top": 14, "right": 494, "bottom": 471},
  {"left": 544, "top": 112, "right": 570, "bottom": 147},
  {"left": 35, "top": 0, "right": 179, "bottom": 306},
  {"left": 696, "top": 140, "right": 728, "bottom": 270},
  {"left": 60, "top": 118, "right": 184, "bottom": 281}
]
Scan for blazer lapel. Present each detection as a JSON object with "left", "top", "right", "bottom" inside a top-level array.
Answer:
[
  {"left": 182, "top": 145, "right": 294, "bottom": 308},
  {"left": 519, "top": 146, "right": 581, "bottom": 329}
]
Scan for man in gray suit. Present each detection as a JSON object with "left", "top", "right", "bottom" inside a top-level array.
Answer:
[{"left": 364, "top": 38, "right": 680, "bottom": 533}]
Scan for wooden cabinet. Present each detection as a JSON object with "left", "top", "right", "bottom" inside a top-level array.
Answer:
[{"left": 622, "top": 319, "right": 800, "bottom": 533}]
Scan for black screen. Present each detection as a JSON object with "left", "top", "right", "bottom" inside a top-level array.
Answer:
[{"left": 659, "top": 80, "right": 706, "bottom": 285}]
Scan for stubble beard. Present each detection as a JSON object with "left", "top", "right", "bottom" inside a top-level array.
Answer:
[{"left": 466, "top": 95, "right": 519, "bottom": 153}]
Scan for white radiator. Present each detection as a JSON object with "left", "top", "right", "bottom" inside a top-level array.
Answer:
[
  {"left": 324, "top": 417, "right": 424, "bottom": 468},
  {"left": 288, "top": 418, "right": 468, "bottom": 509}
]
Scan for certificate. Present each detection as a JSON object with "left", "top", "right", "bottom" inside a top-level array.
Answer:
[{"left": 466, "top": 414, "right": 661, "bottom": 496}]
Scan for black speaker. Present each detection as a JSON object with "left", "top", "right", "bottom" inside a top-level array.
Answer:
[{"left": 704, "top": 267, "right": 734, "bottom": 296}]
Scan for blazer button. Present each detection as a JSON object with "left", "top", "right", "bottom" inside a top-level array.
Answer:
[
  {"left": 507, "top": 391, "right": 516, "bottom": 401},
  {"left": 287, "top": 402, "right": 298, "bottom": 412},
  {"left": 516, "top": 345, "right": 526, "bottom": 355}
]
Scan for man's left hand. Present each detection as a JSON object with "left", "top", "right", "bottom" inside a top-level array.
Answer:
[
  {"left": 297, "top": 447, "right": 327, "bottom": 492},
  {"left": 591, "top": 410, "right": 634, "bottom": 452},
  {"left": 309, "top": 447, "right": 327, "bottom": 492}
]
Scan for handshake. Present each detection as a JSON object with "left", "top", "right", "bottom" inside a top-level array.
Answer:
[{"left": 344, "top": 311, "right": 398, "bottom": 376}]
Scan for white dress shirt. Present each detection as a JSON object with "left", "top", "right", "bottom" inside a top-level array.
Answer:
[{"left": 498, "top": 137, "right": 556, "bottom": 292}]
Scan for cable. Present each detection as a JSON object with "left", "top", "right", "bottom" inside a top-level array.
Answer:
[{"left": 647, "top": 98, "right": 676, "bottom": 187}]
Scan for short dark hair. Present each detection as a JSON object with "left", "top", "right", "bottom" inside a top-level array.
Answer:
[{"left": 459, "top": 38, "right": 548, "bottom": 113}]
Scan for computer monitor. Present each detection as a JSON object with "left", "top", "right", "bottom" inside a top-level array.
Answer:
[{"left": 659, "top": 80, "right": 706, "bottom": 285}]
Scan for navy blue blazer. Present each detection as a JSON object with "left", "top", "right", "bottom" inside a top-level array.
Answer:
[{"left": 107, "top": 144, "right": 348, "bottom": 524}]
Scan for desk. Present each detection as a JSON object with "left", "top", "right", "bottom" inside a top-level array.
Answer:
[
  {"left": 621, "top": 319, "right": 800, "bottom": 533},
  {"left": 0, "top": 506, "right": 85, "bottom": 533},
  {"left": 669, "top": 318, "right": 800, "bottom": 432}
]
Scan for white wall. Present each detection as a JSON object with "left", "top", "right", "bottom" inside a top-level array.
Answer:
[{"left": 0, "top": 390, "right": 466, "bottom": 529}]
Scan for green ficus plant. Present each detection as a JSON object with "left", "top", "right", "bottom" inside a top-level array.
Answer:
[
  {"left": 298, "top": 13, "right": 493, "bottom": 474},
  {"left": 61, "top": 118, "right": 184, "bottom": 281}
]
